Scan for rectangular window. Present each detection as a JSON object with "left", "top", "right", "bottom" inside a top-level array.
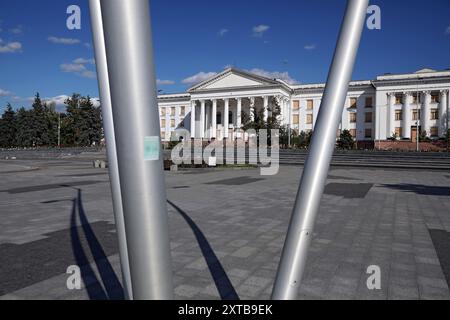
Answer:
[
  {"left": 171, "top": 107, "right": 176, "bottom": 116},
  {"left": 412, "top": 110, "right": 421, "bottom": 121},
  {"left": 395, "top": 127, "right": 402, "bottom": 137},
  {"left": 365, "top": 129, "right": 372, "bottom": 138},
  {"left": 161, "top": 119, "right": 166, "bottom": 128},
  {"left": 350, "top": 129, "right": 356, "bottom": 137},
  {"left": 395, "top": 110, "right": 402, "bottom": 121},
  {"left": 430, "top": 127, "right": 439, "bottom": 136},
  {"left": 412, "top": 93, "right": 421, "bottom": 104},
  {"left": 180, "top": 106, "right": 185, "bottom": 116},
  {"left": 170, "top": 119, "right": 175, "bottom": 128},
  {"left": 293, "top": 100, "right": 300, "bottom": 110},
  {"left": 431, "top": 109, "right": 439, "bottom": 120},
  {"left": 365, "top": 97, "right": 373, "bottom": 108},
  {"left": 431, "top": 93, "right": 440, "bottom": 103},
  {"left": 293, "top": 115, "right": 299, "bottom": 124},
  {"left": 349, "top": 112, "right": 357, "bottom": 123},
  {"left": 307, "top": 100, "right": 314, "bottom": 110},
  {"left": 365, "top": 112, "right": 372, "bottom": 123},
  {"left": 160, "top": 108, "right": 165, "bottom": 116},
  {"left": 395, "top": 94, "right": 403, "bottom": 105},
  {"left": 350, "top": 98, "right": 357, "bottom": 108},
  {"left": 306, "top": 114, "right": 313, "bottom": 124}
]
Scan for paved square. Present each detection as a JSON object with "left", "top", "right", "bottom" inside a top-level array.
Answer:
[{"left": 0, "top": 159, "right": 449, "bottom": 300}]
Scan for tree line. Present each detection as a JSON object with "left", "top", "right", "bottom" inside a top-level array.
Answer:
[{"left": 0, "top": 93, "right": 103, "bottom": 148}]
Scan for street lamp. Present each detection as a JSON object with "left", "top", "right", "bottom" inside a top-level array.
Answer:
[{"left": 415, "top": 76, "right": 421, "bottom": 152}]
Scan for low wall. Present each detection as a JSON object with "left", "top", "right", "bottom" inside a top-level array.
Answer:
[{"left": 374, "top": 140, "right": 448, "bottom": 152}]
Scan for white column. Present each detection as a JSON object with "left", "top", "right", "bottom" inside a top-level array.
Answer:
[
  {"left": 250, "top": 97, "right": 255, "bottom": 122},
  {"left": 224, "top": 98, "right": 229, "bottom": 139},
  {"left": 439, "top": 90, "right": 448, "bottom": 137},
  {"left": 165, "top": 108, "right": 170, "bottom": 137},
  {"left": 190, "top": 100, "right": 196, "bottom": 139},
  {"left": 388, "top": 93, "right": 396, "bottom": 137},
  {"left": 423, "top": 91, "right": 431, "bottom": 136},
  {"left": 236, "top": 98, "right": 242, "bottom": 138},
  {"left": 212, "top": 99, "right": 217, "bottom": 140},
  {"left": 288, "top": 100, "right": 292, "bottom": 128},
  {"left": 263, "top": 96, "right": 269, "bottom": 122},
  {"left": 200, "top": 100, "right": 206, "bottom": 139},
  {"left": 402, "top": 92, "right": 411, "bottom": 139},
  {"left": 175, "top": 106, "right": 180, "bottom": 129}
]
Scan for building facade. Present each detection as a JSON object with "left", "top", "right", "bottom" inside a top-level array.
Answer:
[{"left": 158, "top": 67, "right": 450, "bottom": 143}]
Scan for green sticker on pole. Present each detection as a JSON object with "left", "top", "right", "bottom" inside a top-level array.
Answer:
[{"left": 144, "top": 136, "right": 160, "bottom": 161}]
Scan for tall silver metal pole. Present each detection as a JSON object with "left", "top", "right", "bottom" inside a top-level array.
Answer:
[
  {"left": 272, "top": 0, "right": 368, "bottom": 300},
  {"left": 99, "top": 0, "right": 173, "bottom": 299},
  {"left": 88, "top": 0, "right": 133, "bottom": 300}
]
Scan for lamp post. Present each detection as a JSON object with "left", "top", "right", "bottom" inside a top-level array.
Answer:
[
  {"left": 58, "top": 112, "right": 61, "bottom": 148},
  {"left": 416, "top": 77, "right": 421, "bottom": 152}
]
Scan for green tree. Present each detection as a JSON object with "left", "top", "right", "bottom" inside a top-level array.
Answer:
[
  {"left": 14, "top": 107, "right": 35, "bottom": 147},
  {"left": 419, "top": 130, "right": 430, "bottom": 142},
  {"left": 337, "top": 129, "right": 355, "bottom": 150},
  {"left": 0, "top": 103, "right": 17, "bottom": 148},
  {"left": 31, "top": 93, "right": 50, "bottom": 146},
  {"left": 292, "top": 130, "right": 313, "bottom": 149},
  {"left": 63, "top": 94, "right": 103, "bottom": 147}
]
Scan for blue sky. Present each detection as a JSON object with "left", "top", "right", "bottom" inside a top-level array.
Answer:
[{"left": 1, "top": 0, "right": 450, "bottom": 111}]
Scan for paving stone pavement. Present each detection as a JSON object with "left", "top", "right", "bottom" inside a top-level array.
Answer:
[{"left": 0, "top": 159, "right": 449, "bottom": 300}]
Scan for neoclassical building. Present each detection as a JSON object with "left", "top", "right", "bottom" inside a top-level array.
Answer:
[{"left": 158, "top": 67, "right": 450, "bottom": 144}]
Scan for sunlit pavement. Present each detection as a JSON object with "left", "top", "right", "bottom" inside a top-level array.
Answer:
[{"left": 0, "top": 159, "right": 449, "bottom": 300}]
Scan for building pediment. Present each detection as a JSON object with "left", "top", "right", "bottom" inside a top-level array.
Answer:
[{"left": 188, "top": 68, "right": 280, "bottom": 93}]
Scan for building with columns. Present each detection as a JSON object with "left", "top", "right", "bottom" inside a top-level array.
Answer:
[{"left": 158, "top": 67, "right": 450, "bottom": 144}]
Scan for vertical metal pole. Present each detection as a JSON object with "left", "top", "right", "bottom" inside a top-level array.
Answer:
[
  {"left": 288, "top": 100, "right": 292, "bottom": 148},
  {"left": 416, "top": 77, "right": 420, "bottom": 152},
  {"left": 58, "top": 112, "right": 61, "bottom": 148},
  {"left": 272, "top": 0, "right": 368, "bottom": 300},
  {"left": 89, "top": 0, "right": 133, "bottom": 300},
  {"left": 98, "top": 0, "right": 173, "bottom": 299}
]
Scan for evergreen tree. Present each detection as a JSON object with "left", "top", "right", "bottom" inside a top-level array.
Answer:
[
  {"left": 14, "top": 107, "right": 35, "bottom": 147},
  {"left": 0, "top": 103, "right": 17, "bottom": 148},
  {"left": 31, "top": 93, "right": 50, "bottom": 146},
  {"left": 337, "top": 129, "right": 355, "bottom": 150}
]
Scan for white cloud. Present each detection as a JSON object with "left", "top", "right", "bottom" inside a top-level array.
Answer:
[
  {"left": 60, "top": 58, "right": 97, "bottom": 79},
  {"left": 9, "top": 25, "right": 23, "bottom": 35},
  {"left": 446, "top": 26, "right": 450, "bottom": 34},
  {"left": 80, "top": 70, "right": 97, "bottom": 79},
  {"left": 60, "top": 63, "right": 86, "bottom": 73},
  {"left": 48, "top": 36, "right": 80, "bottom": 45},
  {"left": 0, "top": 40, "right": 22, "bottom": 53},
  {"left": 73, "top": 58, "right": 95, "bottom": 65},
  {"left": 43, "top": 95, "right": 69, "bottom": 107},
  {"left": 247, "top": 68, "right": 298, "bottom": 85},
  {"left": 252, "top": 25, "right": 270, "bottom": 37},
  {"left": 304, "top": 44, "right": 316, "bottom": 50},
  {"left": 218, "top": 28, "right": 229, "bottom": 37},
  {"left": 42, "top": 95, "right": 101, "bottom": 108},
  {"left": 157, "top": 79, "right": 175, "bottom": 85},
  {"left": 182, "top": 72, "right": 217, "bottom": 85},
  {"left": 0, "top": 88, "right": 12, "bottom": 97}
]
